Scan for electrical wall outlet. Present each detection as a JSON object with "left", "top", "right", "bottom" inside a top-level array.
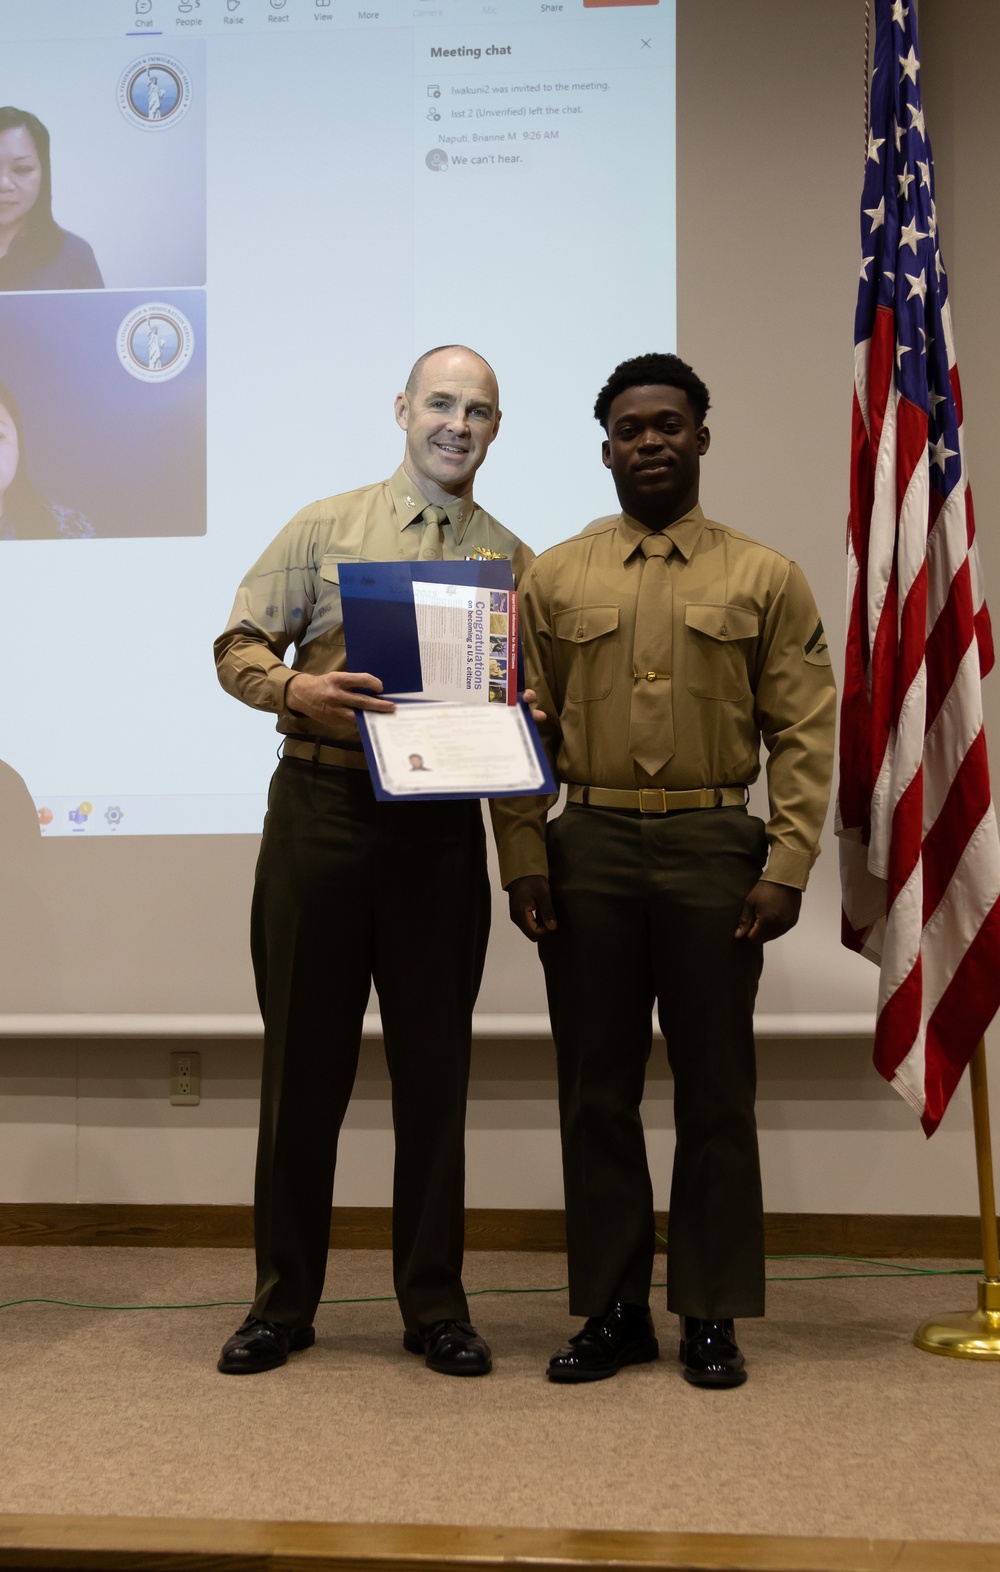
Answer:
[{"left": 170, "top": 1050, "right": 201, "bottom": 1106}]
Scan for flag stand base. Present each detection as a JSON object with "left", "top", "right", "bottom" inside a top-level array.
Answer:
[
  {"left": 914, "top": 1278, "right": 1000, "bottom": 1359},
  {"left": 914, "top": 1039, "right": 1000, "bottom": 1359}
]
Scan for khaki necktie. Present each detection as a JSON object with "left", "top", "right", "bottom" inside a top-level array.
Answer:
[
  {"left": 417, "top": 505, "right": 447, "bottom": 560},
  {"left": 629, "top": 531, "right": 675, "bottom": 775}
]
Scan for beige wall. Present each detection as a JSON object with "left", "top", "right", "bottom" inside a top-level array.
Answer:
[
  {"left": 1, "top": 1027, "right": 995, "bottom": 1214},
  {"left": 2, "top": 0, "right": 999, "bottom": 1216}
]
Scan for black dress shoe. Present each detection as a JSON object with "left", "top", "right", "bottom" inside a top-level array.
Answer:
[
  {"left": 402, "top": 1318, "right": 492, "bottom": 1375},
  {"left": 217, "top": 1315, "right": 316, "bottom": 1375},
  {"left": 547, "top": 1302, "right": 659, "bottom": 1383},
  {"left": 679, "top": 1317, "right": 746, "bottom": 1388}
]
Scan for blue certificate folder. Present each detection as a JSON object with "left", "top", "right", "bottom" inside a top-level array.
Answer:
[
  {"left": 339, "top": 558, "right": 516, "bottom": 694},
  {"left": 339, "top": 559, "right": 555, "bottom": 802}
]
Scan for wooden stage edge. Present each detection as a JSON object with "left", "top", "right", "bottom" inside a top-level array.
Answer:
[
  {"left": 0, "top": 1515, "right": 998, "bottom": 1572},
  {"left": 0, "top": 1205, "right": 994, "bottom": 1258}
]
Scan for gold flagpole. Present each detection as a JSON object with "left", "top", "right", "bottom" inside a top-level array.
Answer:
[{"left": 914, "top": 1039, "right": 1000, "bottom": 1357}]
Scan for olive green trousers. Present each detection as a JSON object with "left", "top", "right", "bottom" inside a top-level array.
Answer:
[
  {"left": 540, "top": 803, "right": 768, "bottom": 1322},
  {"left": 248, "top": 757, "right": 490, "bottom": 1333}
]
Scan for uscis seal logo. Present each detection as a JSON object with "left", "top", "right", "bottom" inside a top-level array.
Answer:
[
  {"left": 117, "top": 303, "right": 194, "bottom": 383},
  {"left": 118, "top": 55, "right": 192, "bottom": 130}
]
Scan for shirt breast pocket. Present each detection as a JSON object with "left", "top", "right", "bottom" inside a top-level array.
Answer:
[
  {"left": 319, "top": 551, "right": 367, "bottom": 587},
  {"left": 684, "top": 603, "right": 758, "bottom": 700},
  {"left": 315, "top": 551, "right": 363, "bottom": 630},
  {"left": 553, "top": 605, "right": 619, "bottom": 701}
]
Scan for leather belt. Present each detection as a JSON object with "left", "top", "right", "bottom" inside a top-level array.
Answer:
[
  {"left": 281, "top": 736, "right": 369, "bottom": 772},
  {"left": 567, "top": 784, "right": 748, "bottom": 813}
]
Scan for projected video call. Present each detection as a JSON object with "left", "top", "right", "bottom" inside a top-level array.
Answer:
[
  {"left": 0, "top": 38, "right": 205, "bottom": 541},
  {"left": 1, "top": 1, "right": 674, "bottom": 834}
]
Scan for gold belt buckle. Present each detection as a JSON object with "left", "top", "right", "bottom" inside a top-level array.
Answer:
[{"left": 638, "top": 788, "right": 669, "bottom": 813}]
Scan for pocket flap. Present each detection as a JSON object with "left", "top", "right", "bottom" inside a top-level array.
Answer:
[
  {"left": 319, "top": 552, "right": 363, "bottom": 586},
  {"left": 684, "top": 603, "right": 758, "bottom": 642},
  {"left": 553, "top": 605, "right": 620, "bottom": 643}
]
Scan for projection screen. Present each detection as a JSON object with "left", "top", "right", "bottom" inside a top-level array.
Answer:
[{"left": 0, "top": 0, "right": 877, "bottom": 1028}]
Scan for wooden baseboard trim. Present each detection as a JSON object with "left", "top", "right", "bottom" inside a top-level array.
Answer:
[
  {"left": 0, "top": 1203, "right": 992, "bottom": 1258},
  {"left": 0, "top": 1514, "right": 996, "bottom": 1572}
]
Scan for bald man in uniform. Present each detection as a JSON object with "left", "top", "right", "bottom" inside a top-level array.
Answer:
[
  {"left": 496, "top": 353, "right": 836, "bottom": 1388},
  {"left": 214, "top": 346, "right": 532, "bottom": 1377}
]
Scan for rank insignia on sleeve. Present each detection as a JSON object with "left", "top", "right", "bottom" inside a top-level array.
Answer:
[{"left": 803, "top": 621, "right": 831, "bottom": 666}]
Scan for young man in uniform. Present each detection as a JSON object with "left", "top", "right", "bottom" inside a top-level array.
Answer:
[{"left": 497, "top": 353, "right": 836, "bottom": 1387}]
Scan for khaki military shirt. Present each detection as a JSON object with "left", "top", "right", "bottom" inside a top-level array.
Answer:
[
  {"left": 214, "top": 465, "right": 533, "bottom": 748},
  {"left": 493, "top": 504, "right": 836, "bottom": 891}
]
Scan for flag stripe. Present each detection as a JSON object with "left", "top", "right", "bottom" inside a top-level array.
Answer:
[{"left": 920, "top": 894, "right": 1000, "bottom": 1132}]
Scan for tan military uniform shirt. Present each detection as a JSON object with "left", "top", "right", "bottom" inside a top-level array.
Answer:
[
  {"left": 493, "top": 504, "right": 836, "bottom": 891},
  {"left": 214, "top": 465, "right": 533, "bottom": 748}
]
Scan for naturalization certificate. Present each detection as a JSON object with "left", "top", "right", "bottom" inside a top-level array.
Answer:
[{"left": 363, "top": 701, "right": 551, "bottom": 798}]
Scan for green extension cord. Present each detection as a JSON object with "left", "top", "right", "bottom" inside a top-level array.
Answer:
[{"left": 0, "top": 1255, "right": 981, "bottom": 1314}]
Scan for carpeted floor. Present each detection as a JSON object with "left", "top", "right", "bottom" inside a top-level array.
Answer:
[{"left": 0, "top": 1247, "right": 997, "bottom": 1542}]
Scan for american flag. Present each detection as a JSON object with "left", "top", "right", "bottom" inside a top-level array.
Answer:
[{"left": 837, "top": 0, "right": 1000, "bottom": 1135}]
